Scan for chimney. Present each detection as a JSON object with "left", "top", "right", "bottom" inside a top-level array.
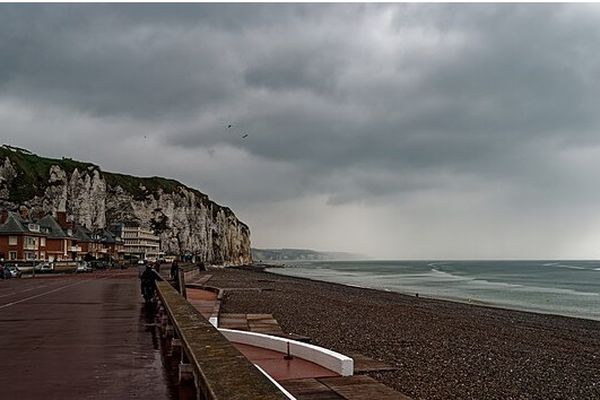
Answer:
[
  {"left": 56, "top": 211, "right": 68, "bottom": 229},
  {"left": 0, "top": 209, "right": 8, "bottom": 224}
]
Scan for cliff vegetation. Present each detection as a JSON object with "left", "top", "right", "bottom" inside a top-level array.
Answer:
[{"left": 0, "top": 145, "right": 251, "bottom": 265}]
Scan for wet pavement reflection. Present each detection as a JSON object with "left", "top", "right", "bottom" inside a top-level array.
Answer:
[
  {"left": 0, "top": 271, "right": 190, "bottom": 400},
  {"left": 141, "top": 294, "right": 196, "bottom": 400}
]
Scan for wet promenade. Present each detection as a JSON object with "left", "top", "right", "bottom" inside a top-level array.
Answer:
[{"left": 0, "top": 271, "right": 175, "bottom": 400}]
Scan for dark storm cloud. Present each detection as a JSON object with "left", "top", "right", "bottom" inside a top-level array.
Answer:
[
  {"left": 3, "top": 4, "right": 600, "bottom": 257},
  {"left": 165, "top": 4, "right": 600, "bottom": 198}
]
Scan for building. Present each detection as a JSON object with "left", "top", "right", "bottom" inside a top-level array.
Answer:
[
  {"left": 72, "top": 225, "right": 98, "bottom": 260},
  {"left": 0, "top": 210, "right": 46, "bottom": 261},
  {"left": 37, "top": 214, "right": 73, "bottom": 262},
  {"left": 95, "top": 229, "right": 124, "bottom": 261},
  {"left": 0, "top": 208, "right": 149, "bottom": 263},
  {"left": 0, "top": 210, "right": 75, "bottom": 262},
  {"left": 113, "top": 224, "right": 161, "bottom": 261}
]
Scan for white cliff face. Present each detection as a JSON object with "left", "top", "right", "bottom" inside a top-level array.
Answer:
[
  {"left": 0, "top": 159, "right": 252, "bottom": 265},
  {"left": 0, "top": 158, "right": 16, "bottom": 201}
]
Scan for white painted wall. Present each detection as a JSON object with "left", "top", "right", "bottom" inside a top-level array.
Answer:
[{"left": 219, "top": 328, "right": 354, "bottom": 376}]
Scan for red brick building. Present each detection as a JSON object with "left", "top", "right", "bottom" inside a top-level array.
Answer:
[
  {"left": 0, "top": 210, "right": 46, "bottom": 261},
  {"left": 37, "top": 214, "right": 73, "bottom": 262},
  {"left": 1, "top": 208, "right": 127, "bottom": 263}
]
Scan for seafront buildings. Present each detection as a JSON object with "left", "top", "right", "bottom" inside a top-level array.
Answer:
[
  {"left": 0, "top": 208, "right": 159, "bottom": 263},
  {"left": 111, "top": 224, "right": 161, "bottom": 262}
]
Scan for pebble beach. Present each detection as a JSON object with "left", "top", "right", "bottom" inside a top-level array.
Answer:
[{"left": 207, "top": 267, "right": 600, "bottom": 400}]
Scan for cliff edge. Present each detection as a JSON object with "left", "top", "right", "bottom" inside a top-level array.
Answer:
[{"left": 0, "top": 145, "right": 251, "bottom": 265}]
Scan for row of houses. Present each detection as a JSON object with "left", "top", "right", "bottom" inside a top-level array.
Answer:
[{"left": 0, "top": 209, "right": 162, "bottom": 263}]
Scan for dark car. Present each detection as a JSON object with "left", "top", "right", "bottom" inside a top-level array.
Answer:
[{"left": 5, "top": 265, "right": 22, "bottom": 278}]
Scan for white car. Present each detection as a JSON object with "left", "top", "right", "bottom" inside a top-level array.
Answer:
[
  {"left": 76, "top": 261, "right": 93, "bottom": 273},
  {"left": 37, "top": 262, "right": 54, "bottom": 273}
]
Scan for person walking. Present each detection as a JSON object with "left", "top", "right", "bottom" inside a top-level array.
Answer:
[
  {"left": 170, "top": 259, "right": 179, "bottom": 280},
  {"left": 140, "top": 265, "right": 159, "bottom": 303}
]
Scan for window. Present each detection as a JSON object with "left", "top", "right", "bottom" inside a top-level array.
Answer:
[
  {"left": 28, "top": 223, "right": 40, "bottom": 233},
  {"left": 9, "top": 251, "right": 17, "bottom": 260},
  {"left": 41, "top": 237, "right": 46, "bottom": 247},
  {"left": 23, "top": 236, "right": 38, "bottom": 250},
  {"left": 25, "top": 252, "right": 36, "bottom": 260},
  {"left": 9, "top": 236, "right": 17, "bottom": 246}
]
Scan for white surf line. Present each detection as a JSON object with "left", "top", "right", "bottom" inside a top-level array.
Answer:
[{"left": 0, "top": 278, "right": 102, "bottom": 310}]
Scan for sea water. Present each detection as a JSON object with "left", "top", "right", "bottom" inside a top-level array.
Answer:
[{"left": 267, "top": 260, "right": 600, "bottom": 321}]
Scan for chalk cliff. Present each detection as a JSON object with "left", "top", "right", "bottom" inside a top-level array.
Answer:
[{"left": 0, "top": 145, "right": 251, "bottom": 265}]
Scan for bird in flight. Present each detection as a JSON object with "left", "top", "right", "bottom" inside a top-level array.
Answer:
[
  {"left": 227, "top": 124, "right": 232, "bottom": 128},
  {"left": 241, "top": 133, "right": 249, "bottom": 139}
]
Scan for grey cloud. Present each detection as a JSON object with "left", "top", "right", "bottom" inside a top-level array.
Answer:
[{"left": 3, "top": 4, "right": 600, "bottom": 257}]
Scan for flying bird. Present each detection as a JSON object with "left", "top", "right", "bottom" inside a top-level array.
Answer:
[
  {"left": 241, "top": 133, "right": 248, "bottom": 139},
  {"left": 227, "top": 124, "right": 232, "bottom": 128}
]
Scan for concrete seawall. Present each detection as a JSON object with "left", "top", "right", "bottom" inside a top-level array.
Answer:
[{"left": 155, "top": 280, "right": 289, "bottom": 400}]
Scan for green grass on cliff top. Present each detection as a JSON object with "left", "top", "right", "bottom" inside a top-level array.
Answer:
[{"left": 0, "top": 145, "right": 215, "bottom": 207}]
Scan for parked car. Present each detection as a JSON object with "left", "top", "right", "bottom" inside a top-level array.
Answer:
[
  {"left": 37, "top": 262, "right": 55, "bottom": 273},
  {"left": 5, "top": 265, "right": 22, "bottom": 278},
  {"left": 76, "top": 261, "right": 93, "bottom": 273}
]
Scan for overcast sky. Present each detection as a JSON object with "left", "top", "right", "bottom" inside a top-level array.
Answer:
[{"left": 2, "top": 4, "right": 600, "bottom": 259}]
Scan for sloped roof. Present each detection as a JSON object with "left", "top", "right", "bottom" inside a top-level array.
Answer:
[
  {"left": 37, "top": 215, "right": 69, "bottom": 239},
  {"left": 97, "top": 229, "right": 117, "bottom": 244},
  {"left": 73, "top": 225, "right": 93, "bottom": 242},
  {"left": 0, "top": 211, "right": 29, "bottom": 234}
]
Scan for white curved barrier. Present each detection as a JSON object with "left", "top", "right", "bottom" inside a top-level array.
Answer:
[{"left": 219, "top": 328, "right": 354, "bottom": 376}]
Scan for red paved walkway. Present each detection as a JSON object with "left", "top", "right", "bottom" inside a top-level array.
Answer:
[
  {"left": 234, "top": 343, "right": 339, "bottom": 381},
  {"left": 0, "top": 271, "right": 176, "bottom": 400},
  {"left": 186, "top": 287, "right": 219, "bottom": 318},
  {"left": 186, "top": 287, "right": 340, "bottom": 383}
]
